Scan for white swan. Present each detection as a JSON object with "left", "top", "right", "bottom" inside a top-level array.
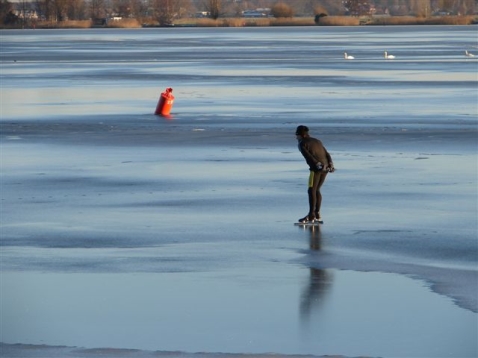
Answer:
[
  {"left": 344, "top": 52, "right": 354, "bottom": 60},
  {"left": 384, "top": 51, "right": 396, "bottom": 59},
  {"left": 465, "top": 50, "right": 475, "bottom": 57}
]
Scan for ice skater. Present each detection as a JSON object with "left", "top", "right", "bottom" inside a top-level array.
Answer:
[{"left": 295, "top": 125, "right": 334, "bottom": 224}]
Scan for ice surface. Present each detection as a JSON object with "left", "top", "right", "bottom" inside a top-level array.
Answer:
[{"left": 1, "top": 26, "right": 477, "bottom": 358}]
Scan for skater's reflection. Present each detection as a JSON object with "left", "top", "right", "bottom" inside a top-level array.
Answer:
[
  {"left": 299, "top": 225, "right": 334, "bottom": 325},
  {"left": 308, "top": 225, "right": 322, "bottom": 251}
]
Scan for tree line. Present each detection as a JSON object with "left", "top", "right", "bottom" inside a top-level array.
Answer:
[{"left": 2, "top": 0, "right": 476, "bottom": 27}]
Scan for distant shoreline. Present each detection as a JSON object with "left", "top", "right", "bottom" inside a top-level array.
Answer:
[{"left": 2, "top": 15, "right": 477, "bottom": 30}]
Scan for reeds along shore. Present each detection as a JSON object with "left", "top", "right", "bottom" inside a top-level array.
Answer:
[{"left": 5, "top": 15, "right": 477, "bottom": 29}]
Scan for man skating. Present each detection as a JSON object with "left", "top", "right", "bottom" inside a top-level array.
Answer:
[{"left": 295, "top": 125, "right": 334, "bottom": 224}]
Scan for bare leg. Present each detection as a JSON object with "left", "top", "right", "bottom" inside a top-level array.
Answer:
[
  {"left": 307, "top": 187, "right": 315, "bottom": 218},
  {"left": 313, "top": 173, "right": 327, "bottom": 218}
]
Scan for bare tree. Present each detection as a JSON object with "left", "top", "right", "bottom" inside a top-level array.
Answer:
[
  {"left": 89, "top": 0, "right": 105, "bottom": 19},
  {"left": 343, "top": 0, "right": 372, "bottom": 16},
  {"left": 151, "top": 0, "right": 191, "bottom": 25},
  {"left": 204, "top": 0, "right": 221, "bottom": 19},
  {"left": 111, "top": 0, "right": 132, "bottom": 16},
  {"left": 286, "top": 0, "right": 320, "bottom": 16},
  {"left": 302, "top": 0, "right": 323, "bottom": 15},
  {"left": 66, "top": 0, "right": 87, "bottom": 19},
  {"left": 409, "top": 0, "right": 431, "bottom": 15},
  {"left": 1, "top": 0, "right": 14, "bottom": 23},
  {"left": 270, "top": 2, "right": 294, "bottom": 17},
  {"left": 153, "top": 0, "right": 173, "bottom": 24},
  {"left": 463, "top": 0, "right": 475, "bottom": 14},
  {"left": 35, "top": 0, "right": 53, "bottom": 21},
  {"left": 130, "top": 0, "right": 147, "bottom": 18},
  {"left": 176, "top": 0, "right": 193, "bottom": 18},
  {"left": 52, "top": 0, "right": 69, "bottom": 20}
]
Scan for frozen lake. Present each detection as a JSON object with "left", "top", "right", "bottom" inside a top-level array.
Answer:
[{"left": 1, "top": 26, "right": 477, "bottom": 358}]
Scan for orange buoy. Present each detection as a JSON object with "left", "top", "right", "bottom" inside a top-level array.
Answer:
[{"left": 155, "top": 87, "right": 174, "bottom": 116}]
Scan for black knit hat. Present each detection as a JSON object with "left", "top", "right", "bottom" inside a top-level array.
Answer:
[{"left": 295, "top": 125, "right": 309, "bottom": 136}]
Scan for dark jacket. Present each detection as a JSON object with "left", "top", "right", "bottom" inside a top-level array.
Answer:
[{"left": 298, "top": 136, "right": 333, "bottom": 172}]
